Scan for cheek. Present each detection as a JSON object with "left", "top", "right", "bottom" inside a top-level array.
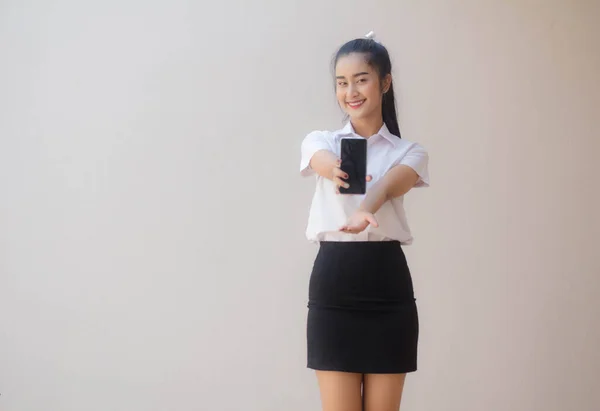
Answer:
[
  {"left": 336, "top": 90, "right": 347, "bottom": 106},
  {"left": 363, "top": 84, "right": 381, "bottom": 101}
]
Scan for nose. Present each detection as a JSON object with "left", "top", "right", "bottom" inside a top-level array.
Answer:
[{"left": 347, "top": 83, "right": 359, "bottom": 98}]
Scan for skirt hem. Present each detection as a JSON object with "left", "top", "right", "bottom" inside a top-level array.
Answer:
[{"left": 307, "top": 364, "right": 418, "bottom": 374}]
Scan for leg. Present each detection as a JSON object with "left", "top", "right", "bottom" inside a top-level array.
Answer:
[
  {"left": 315, "top": 370, "right": 363, "bottom": 411},
  {"left": 363, "top": 373, "right": 406, "bottom": 411}
]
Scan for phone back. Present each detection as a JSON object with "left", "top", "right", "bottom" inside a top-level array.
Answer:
[{"left": 339, "top": 138, "right": 367, "bottom": 194}]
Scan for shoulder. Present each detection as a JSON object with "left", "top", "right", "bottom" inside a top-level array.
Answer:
[
  {"left": 303, "top": 128, "right": 340, "bottom": 140},
  {"left": 393, "top": 137, "right": 428, "bottom": 153},
  {"left": 303, "top": 129, "right": 327, "bottom": 141},
  {"left": 390, "top": 138, "right": 429, "bottom": 161},
  {"left": 301, "top": 129, "right": 341, "bottom": 149}
]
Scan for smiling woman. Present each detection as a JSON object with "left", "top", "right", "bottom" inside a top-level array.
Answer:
[{"left": 300, "top": 32, "right": 430, "bottom": 411}]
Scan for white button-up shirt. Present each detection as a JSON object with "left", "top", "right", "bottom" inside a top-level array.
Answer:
[{"left": 300, "top": 122, "right": 430, "bottom": 244}]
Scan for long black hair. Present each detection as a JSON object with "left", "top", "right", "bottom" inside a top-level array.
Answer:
[{"left": 333, "top": 38, "right": 401, "bottom": 138}]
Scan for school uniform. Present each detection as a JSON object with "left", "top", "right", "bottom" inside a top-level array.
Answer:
[{"left": 300, "top": 121, "right": 429, "bottom": 374}]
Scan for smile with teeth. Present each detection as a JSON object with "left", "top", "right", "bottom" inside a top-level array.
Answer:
[{"left": 347, "top": 99, "right": 365, "bottom": 109}]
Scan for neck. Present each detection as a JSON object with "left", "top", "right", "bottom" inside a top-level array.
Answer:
[{"left": 350, "top": 114, "right": 384, "bottom": 138}]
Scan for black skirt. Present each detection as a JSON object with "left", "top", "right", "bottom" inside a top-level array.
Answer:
[{"left": 307, "top": 241, "right": 419, "bottom": 374}]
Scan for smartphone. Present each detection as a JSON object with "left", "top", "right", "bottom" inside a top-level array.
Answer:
[{"left": 339, "top": 138, "right": 367, "bottom": 194}]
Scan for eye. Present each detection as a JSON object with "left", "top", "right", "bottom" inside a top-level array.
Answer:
[
  {"left": 337, "top": 81, "right": 347, "bottom": 87},
  {"left": 357, "top": 78, "right": 367, "bottom": 83}
]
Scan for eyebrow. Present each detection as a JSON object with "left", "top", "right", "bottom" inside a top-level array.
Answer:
[{"left": 336, "top": 72, "right": 370, "bottom": 79}]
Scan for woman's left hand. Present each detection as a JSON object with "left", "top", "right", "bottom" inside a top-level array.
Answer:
[{"left": 339, "top": 210, "right": 379, "bottom": 234}]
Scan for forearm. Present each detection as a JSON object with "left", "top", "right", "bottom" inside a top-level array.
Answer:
[
  {"left": 309, "top": 150, "right": 339, "bottom": 180},
  {"left": 359, "top": 165, "right": 420, "bottom": 214},
  {"left": 358, "top": 180, "right": 388, "bottom": 214}
]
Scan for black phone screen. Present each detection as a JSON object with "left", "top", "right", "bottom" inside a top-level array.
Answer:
[{"left": 339, "top": 138, "right": 367, "bottom": 194}]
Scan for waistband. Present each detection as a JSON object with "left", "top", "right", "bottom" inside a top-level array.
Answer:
[{"left": 318, "top": 240, "right": 402, "bottom": 250}]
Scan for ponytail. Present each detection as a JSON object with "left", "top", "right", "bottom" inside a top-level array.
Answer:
[{"left": 382, "top": 82, "right": 401, "bottom": 138}]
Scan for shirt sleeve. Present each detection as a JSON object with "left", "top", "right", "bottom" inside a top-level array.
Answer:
[
  {"left": 395, "top": 143, "right": 430, "bottom": 187},
  {"left": 300, "top": 130, "right": 333, "bottom": 177}
]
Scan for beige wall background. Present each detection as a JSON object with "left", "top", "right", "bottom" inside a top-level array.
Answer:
[{"left": 1, "top": 0, "right": 598, "bottom": 410}]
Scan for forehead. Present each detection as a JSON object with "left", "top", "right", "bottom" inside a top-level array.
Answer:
[{"left": 335, "top": 53, "right": 372, "bottom": 75}]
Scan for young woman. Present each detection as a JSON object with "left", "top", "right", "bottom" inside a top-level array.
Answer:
[{"left": 299, "top": 32, "right": 430, "bottom": 411}]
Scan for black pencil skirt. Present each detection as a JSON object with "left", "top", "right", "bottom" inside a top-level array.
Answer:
[{"left": 307, "top": 241, "right": 419, "bottom": 374}]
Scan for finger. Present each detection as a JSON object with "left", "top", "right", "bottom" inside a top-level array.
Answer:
[
  {"left": 340, "top": 224, "right": 356, "bottom": 233},
  {"left": 366, "top": 215, "right": 379, "bottom": 228},
  {"left": 366, "top": 175, "right": 372, "bottom": 182},
  {"left": 333, "top": 178, "right": 350, "bottom": 189},
  {"left": 333, "top": 168, "right": 349, "bottom": 180}
]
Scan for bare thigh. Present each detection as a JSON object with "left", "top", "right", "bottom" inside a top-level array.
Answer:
[
  {"left": 315, "top": 371, "right": 363, "bottom": 411},
  {"left": 363, "top": 373, "right": 406, "bottom": 411}
]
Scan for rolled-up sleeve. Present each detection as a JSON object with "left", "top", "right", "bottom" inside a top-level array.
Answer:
[
  {"left": 300, "top": 130, "right": 332, "bottom": 177},
  {"left": 396, "top": 143, "right": 430, "bottom": 187}
]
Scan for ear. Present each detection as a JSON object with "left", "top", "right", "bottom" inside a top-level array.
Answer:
[{"left": 382, "top": 74, "right": 392, "bottom": 94}]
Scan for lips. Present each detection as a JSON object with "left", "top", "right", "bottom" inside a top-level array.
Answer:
[{"left": 346, "top": 100, "right": 365, "bottom": 109}]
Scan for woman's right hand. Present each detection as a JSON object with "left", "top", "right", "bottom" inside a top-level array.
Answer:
[
  {"left": 333, "top": 160, "right": 372, "bottom": 194},
  {"left": 308, "top": 150, "right": 371, "bottom": 192},
  {"left": 333, "top": 160, "right": 350, "bottom": 193}
]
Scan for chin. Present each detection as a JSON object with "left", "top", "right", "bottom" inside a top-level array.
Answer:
[{"left": 347, "top": 110, "right": 371, "bottom": 121}]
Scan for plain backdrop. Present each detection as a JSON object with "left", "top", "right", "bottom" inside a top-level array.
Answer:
[{"left": 1, "top": 1, "right": 599, "bottom": 410}]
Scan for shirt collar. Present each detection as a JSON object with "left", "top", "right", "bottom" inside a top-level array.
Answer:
[{"left": 337, "top": 121, "right": 398, "bottom": 147}]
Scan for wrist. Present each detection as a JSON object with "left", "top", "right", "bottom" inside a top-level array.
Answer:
[{"left": 357, "top": 205, "right": 373, "bottom": 214}]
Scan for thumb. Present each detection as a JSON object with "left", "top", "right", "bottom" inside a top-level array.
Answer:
[{"left": 366, "top": 214, "right": 379, "bottom": 228}]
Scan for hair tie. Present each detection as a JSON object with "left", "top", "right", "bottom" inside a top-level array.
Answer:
[{"left": 364, "top": 30, "right": 382, "bottom": 44}]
